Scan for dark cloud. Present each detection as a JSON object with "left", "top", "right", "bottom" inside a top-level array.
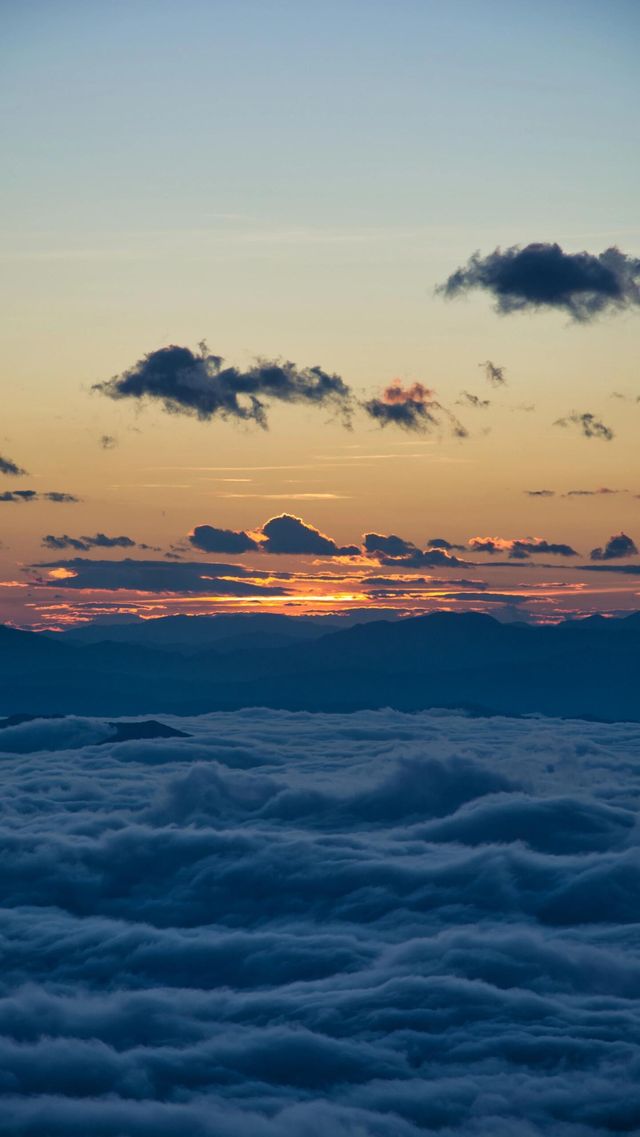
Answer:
[
  {"left": 364, "top": 532, "right": 470, "bottom": 568},
  {"left": 375, "top": 546, "right": 469, "bottom": 569},
  {"left": 0, "top": 710, "right": 638, "bottom": 1135},
  {"left": 0, "top": 490, "right": 79, "bottom": 504},
  {"left": 94, "top": 343, "right": 353, "bottom": 428},
  {"left": 362, "top": 381, "right": 467, "bottom": 436},
  {"left": 590, "top": 532, "right": 638, "bottom": 561},
  {"left": 426, "top": 537, "right": 467, "bottom": 552},
  {"left": 479, "top": 360, "right": 506, "bottom": 386},
  {"left": 261, "top": 514, "right": 359, "bottom": 557},
  {"left": 469, "top": 536, "right": 578, "bottom": 558},
  {"left": 0, "top": 490, "right": 37, "bottom": 502},
  {"left": 189, "top": 526, "right": 260, "bottom": 554},
  {"left": 555, "top": 412, "right": 614, "bottom": 441},
  {"left": 0, "top": 454, "right": 27, "bottom": 476},
  {"left": 363, "top": 533, "right": 416, "bottom": 557},
  {"left": 525, "top": 489, "right": 555, "bottom": 497},
  {"left": 32, "top": 558, "right": 288, "bottom": 594},
  {"left": 100, "top": 434, "right": 117, "bottom": 449},
  {"left": 438, "top": 242, "right": 640, "bottom": 321},
  {"left": 42, "top": 533, "right": 137, "bottom": 552},
  {"left": 457, "top": 391, "right": 491, "bottom": 409}
]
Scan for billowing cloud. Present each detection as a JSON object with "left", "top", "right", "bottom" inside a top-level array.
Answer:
[
  {"left": 0, "top": 490, "right": 79, "bottom": 503},
  {"left": 479, "top": 360, "right": 506, "bottom": 386},
  {"left": 260, "top": 514, "right": 359, "bottom": 557},
  {"left": 0, "top": 454, "right": 27, "bottom": 476},
  {"left": 42, "top": 533, "right": 137, "bottom": 552},
  {"left": 189, "top": 525, "right": 260, "bottom": 554},
  {"left": 32, "top": 557, "right": 288, "bottom": 594},
  {"left": 469, "top": 536, "right": 578, "bottom": 558},
  {"left": 0, "top": 709, "right": 638, "bottom": 1136},
  {"left": 100, "top": 434, "right": 117, "bottom": 449},
  {"left": 438, "top": 242, "right": 640, "bottom": 321},
  {"left": 590, "top": 532, "right": 638, "bottom": 561},
  {"left": 363, "top": 533, "right": 416, "bottom": 558},
  {"left": 555, "top": 412, "right": 614, "bottom": 441},
  {"left": 362, "top": 381, "right": 467, "bottom": 436},
  {"left": 94, "top": 343, "right": 353, "bottom": 428}
]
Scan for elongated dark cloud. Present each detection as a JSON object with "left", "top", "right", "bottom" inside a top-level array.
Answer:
[
  {"left": 362, "top": 381, "right": 467, "bottom": 436},
  {"left": 0, "top": 710, "right": 638, "bottom": 1136},
  {"left": 94, "top": 344, "right": 353, "bottom": 428},
  {"left": 189, "top": 525, "right": 260, "bottom": 554},
  {"left": 32, "top": 557, "right": 287, "bottom": 594},
  {"left": 565, "top": 487, "right": 623, "bottom": 497},
  {"left": 260, "top": 514, "right": 359, "bottom": 557},
  {"left": 479, "top": 360, "right": 506, "bottom": 386},
  {"left": 42, "top": 533, "right": 137, "bottom": 552},
  {"left": 373, "top": 545, "right": 469, "bottom": 570},
  {"left": 0, "top": 454, "right": 27, "bottom": 476},
  {"left": 525, "top": 489, "right": 555, "bottom": 497},
  {"left": 469, "top": 536, "right": 578, "bottom": 558},
  {"left": 438, "top": 242, "right": 640, "bottom": 321},
  {"left": 0, "top": 490, "right": 79, "bottom": 503},
  {"left": 590, "top": 532, "right": 638, "bottom": 561},
  {"left": 555, "top": 412, "right": 614, "bottom": 440}
]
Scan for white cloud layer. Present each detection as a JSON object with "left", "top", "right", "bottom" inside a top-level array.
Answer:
[{"left": 1, "top": 709, "right": 640, "bottom": 1135}]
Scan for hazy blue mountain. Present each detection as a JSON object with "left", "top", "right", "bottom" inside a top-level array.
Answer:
[{"left": 3, "top": 611, "right": 640, "bottom": 720}]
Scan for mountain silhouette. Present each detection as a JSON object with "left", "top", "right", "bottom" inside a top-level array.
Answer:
[{"left": 2, "top": 610, "right": 640, "bottom": 720}]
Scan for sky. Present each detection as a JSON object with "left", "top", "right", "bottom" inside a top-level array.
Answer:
[{"left": 2, "top": 0, "right": 640, "bottom": 628}]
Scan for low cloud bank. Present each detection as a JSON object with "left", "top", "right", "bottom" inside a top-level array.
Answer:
[{"left": 0, "top": 709, "right": 639, "bottom": 1134}]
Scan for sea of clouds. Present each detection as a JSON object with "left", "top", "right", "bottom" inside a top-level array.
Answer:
[{"left": 1, "top": 708, "right": 640, "bottom": 1136}]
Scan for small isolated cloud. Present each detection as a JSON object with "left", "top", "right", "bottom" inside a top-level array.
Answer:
[
  {"left": 525, "top": 490, "right": 555, "bottom": 497},
  {"left": 555, "top": 412, "right": 614, "bottom": 441},
  {"left": 479, "top": 360, "right": 506, "bottom": 386},
  {"left": 362, "top": 381, "right": 467, "bottom": 436},
  {"left": 457, "top": 391, "right": 491, "bottom": 409},
  {"left": 42, "top": 533, "right": 137, "bottom": 552},
  {"left": 94, "top": 343, "right": 353, "bottom": 428},
  {"left": 100, "top": 434, "right": 117, "bottom": 449},
  {"left": 261, "top": 514, "right": 359, "bottom": 556},
  {"left": 0, "top": 490, "right": 79, "bottom": 504},
  {"left": 590, "top": 532, "right": 638, "bottom": 561},
  {"left": 469, "top": 536, "right": 578, "bottom": 558},
  {"left": 437, "top": 242, "right": 640, "bottom": 321},
  {"left": 189, "top": 525, "right": 260, "bottom": 554},
  {"left": 0, "top": 454, "right": 27, "bottom": 476}
]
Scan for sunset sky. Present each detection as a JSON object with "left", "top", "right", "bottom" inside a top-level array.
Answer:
[{"left": 2, "top": 0, "right": 640, "bottom": 628}]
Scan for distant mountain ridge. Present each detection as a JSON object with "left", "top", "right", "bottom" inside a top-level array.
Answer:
[{"left": 2, "top": 610, "right": 640, "bottom": 720}]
